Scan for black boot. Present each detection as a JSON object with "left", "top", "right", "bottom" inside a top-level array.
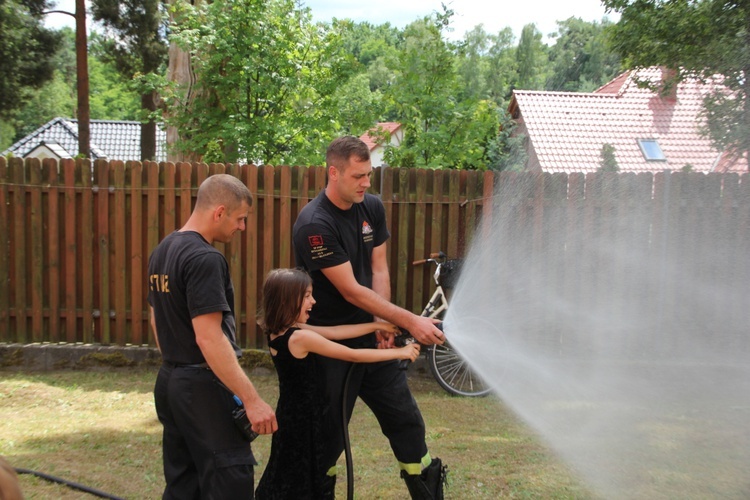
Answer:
[{"left": 401, "top": 458, "right": 448, "bottom": 500}]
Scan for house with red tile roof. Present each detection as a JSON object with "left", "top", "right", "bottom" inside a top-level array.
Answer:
[
  {"left": 359, "top": 122, "right": 403, "bottom": 166},
  {"left": 508, "top": 67, "right": 748, "bottom": 174}
]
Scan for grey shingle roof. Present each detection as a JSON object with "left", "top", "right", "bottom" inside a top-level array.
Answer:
[{"left": 2, "top": 117, "right": 167, "bottom": 162}]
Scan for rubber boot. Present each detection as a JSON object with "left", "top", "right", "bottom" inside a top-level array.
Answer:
[{"left": 400, "top": 458, "right": 447, "bottom": 500}]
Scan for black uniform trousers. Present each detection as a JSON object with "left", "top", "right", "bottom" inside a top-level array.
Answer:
[
  {"left": 154, "top": 363, "right": 257, "bottom": 500},
  {"left": 319, "top": 356, "right": 429, "bottom": 474}
]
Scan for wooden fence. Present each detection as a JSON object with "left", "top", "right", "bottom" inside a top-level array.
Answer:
[
  {"left": 0, "top": 157, "right": 492, "bottom": 347},
  {"left": 1, "top": 158, "right": 747, "bottom": 352}
]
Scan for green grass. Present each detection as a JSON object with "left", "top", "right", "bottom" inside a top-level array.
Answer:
[{"left": 0, "top": 369, "right": 590, "bottom": 499}]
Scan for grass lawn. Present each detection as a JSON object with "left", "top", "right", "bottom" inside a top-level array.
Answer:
[{"left": 0, "top": 368, "right": 590, "bottom": 499}]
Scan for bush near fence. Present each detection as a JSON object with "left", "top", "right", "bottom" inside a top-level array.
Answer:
[{"left": 1, "top": 157, "right": 747, "bottom": 351}]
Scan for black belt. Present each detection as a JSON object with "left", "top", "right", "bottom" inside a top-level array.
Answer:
[{"left": 165, "top": 361, "right": 210, "bottom": 369}]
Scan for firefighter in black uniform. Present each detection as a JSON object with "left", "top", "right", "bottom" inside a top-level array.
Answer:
[
  {"left": 293, "top": 136, "right": 448, "bottom": 499},
  {"left": 148, "top": 174, "right": 277, "bottom": 499}
]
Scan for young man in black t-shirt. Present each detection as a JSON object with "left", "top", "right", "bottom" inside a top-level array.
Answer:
[
  {"left": 148, "top": 174, "right": 277, "bottom": 499},
  {"left": 293, "top": 136, "right": 448, "bottom": 498}
]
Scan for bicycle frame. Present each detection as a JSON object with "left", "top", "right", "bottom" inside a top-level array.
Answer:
[
  {"left": 420, "top": 284, "right": 448, "bottom": 320},
  {"left": 414, "top": 252, "right": 491, "bottom": 397}
]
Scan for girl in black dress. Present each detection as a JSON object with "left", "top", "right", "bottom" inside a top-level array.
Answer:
[{"left": 255, "top": 268, "right": 420, "bottom": 499}]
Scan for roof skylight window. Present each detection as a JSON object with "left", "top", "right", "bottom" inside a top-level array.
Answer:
[{"left": 637, "top": 139, "right": 666, "bottom": 161}]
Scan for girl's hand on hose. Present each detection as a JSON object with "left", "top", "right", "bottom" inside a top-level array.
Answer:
[{"left": 397, "top": 343, "right": 420, "bottom": 361}]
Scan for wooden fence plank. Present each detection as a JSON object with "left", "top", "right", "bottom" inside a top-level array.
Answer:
[
  {"left": 446, "top": 170, "right": 460, "bottom": 259},
  {"left": 29, "top": 159, "right": 44, "bottom": 342},
  {"left": 80, "top": 160, "right": 94, "bottom": 343},
  {"left": 278, "top": 165, "right": 293, "bottom": 270},
  {"left": 541, "top": 172, "right": 568, "bottom": 350},
  {"left": 242, "top": 164, "right": 260, "bottom": 346},
  {"left": 395, "top": 168, "right": 410, "bottom": 309},
  {"left": 43, "top": 160, "right": 61, "bottom": 341},
  {"left": 63, "top": 160, "right": 77, "bottom": 342},
  {"left": 719, "top": 174, "right": 745, "bottom": 348},
  {"left": 411, "top": 169, "right": 427, "bottom": 314},
  {"left": 462, "top": 170, "right": 477, "bottom": 253},
  {"left": 262, "top": 165, "right": 276, "bottom": 278},
  {"left": 145, "top": 162, "right": 160, "bottom": 344},
  {"left": 95, "top": 160, "right": 113, "bottom": 343},
  {"left": 178, "top": 163, "right": 193, "bottom": 228},
  {"left": 162, "top": 162, "right": 176, "bottom": 240},
  {"left": 11, "top": 160, "right": 27, "bottom": 341},
  {"left": 129, "top": 162, "right": 144, "bottom": 345},
  {"left": 112, "top": 161, "right": 127, "bottom": 344},
  {"left": 734, "top": 177, "right": 750, "bottom": 350}
]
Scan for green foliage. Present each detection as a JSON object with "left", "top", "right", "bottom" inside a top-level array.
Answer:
[
  {"left": 515, "top": 24, "right": 548, "bottom": 90},
  {"left": 2, "top": 27, "right": 139, "bottom": 148},
  {"left": 331, "top": 73, "right": 386, "bottom": 136},
  {"left": 546, "top": 17, "right": 622, "bottom": 91},
  {"left": 6, "top": 1, "right": 622, "bottom": 169},
  {"left": 455, "top": 25, "right": 518, "bottom": 106},
  {"left": 165, "top": 0, "right": 353, "bottom": 165},
  {"left": 487, "top": 110, "right": 528, "bottom": 171},
  {"left": 90, "top": 0, "right": 168, "bottom": 160},
  {"left": 380, "top": 8, "right": 504, "bottom": 169},
  {"left": 599, "top": 143, "right": 619, "bottom": 172},
  {"left": 88, "top": 54, "right": 140, "bottom": 120},
  {"left": 0, "top": 0, "right": 63, "bottom": 119}
]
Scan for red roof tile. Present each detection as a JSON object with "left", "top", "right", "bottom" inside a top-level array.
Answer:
[
  {"left": 510, "top": 67, "right": 748, "bottom": 174},
  {"left": 360, "top": 122, "right": 402, "bottom": 151}
]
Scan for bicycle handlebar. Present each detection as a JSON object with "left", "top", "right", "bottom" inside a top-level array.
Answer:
[{"left": 412, "top": 251, "right": 447, "bottom": 266}]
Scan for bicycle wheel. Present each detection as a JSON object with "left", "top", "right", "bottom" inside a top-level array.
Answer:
[{"left": 427, "top": 341, "right": 492, "bottom": 397}]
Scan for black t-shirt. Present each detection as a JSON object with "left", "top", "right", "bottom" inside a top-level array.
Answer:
[
  {"left": 147, "top": 230, "right": 241, "bottom": 364},
  {"left": 293, "top": 190, "right": 390, "bottom": 341}
]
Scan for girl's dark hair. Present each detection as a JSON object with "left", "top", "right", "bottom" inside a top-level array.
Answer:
[{"left": 260, "top": 268, "right": 313, "bottom": 336}]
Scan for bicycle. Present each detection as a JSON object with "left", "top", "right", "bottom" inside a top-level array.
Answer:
[{"left": 408, "top": 251, "right": 492, "bottom": 397}]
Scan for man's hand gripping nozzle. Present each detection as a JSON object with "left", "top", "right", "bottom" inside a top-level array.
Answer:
[{"left": 395, "top": 322, "right": 444, "bottom": 370}]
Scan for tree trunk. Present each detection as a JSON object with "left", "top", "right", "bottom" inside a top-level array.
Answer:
[
  {"left": 141, "top": 91, "right": 157, "bottom": 161},
  {"left": 75, "top": 0, "right": 90, "bottom": 157},
  {"left": 165, "top": 0, "right": 202, "bottom": 162}
]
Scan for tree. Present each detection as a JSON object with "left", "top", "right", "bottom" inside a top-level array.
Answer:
[
  {"left": 599, "top": 143, "right": 619, "bottom": 172},
  {"left": 91, "top": 0, "right": 168, "bottom": 161},
  {"left": 455, "top": 25, "right": 520, "bottom": 106},
  {"left": 382, "top": 9, "right": 505, "bottom": 169},
  {"left": 603, "top": 0, "right": 750, "bottom": 170},
  {"left": 88, "top": 33, "right": 140, "bottom": 120},
  {"left": 330, "top": 73, "right": 385, "bottom": 136},
  {"left": 514, "top": 23, "right": 548, "bottom": 90},
  {"left": 383, "top": 11, "right": 465, "bottom": 167},
  {"left": 546, "top": 17, "right": 621, "bottom": 92},
  {"left": 0, "top": 0, "right": 63, "bottom": 119},
  {"left": 484, "top": 27, "right": 518, "bottom": 105},
  {"left": 2, "top": 26, "right": 75, "bottom": 147},
  {"left": 165, "top": 0, "right": 353, "bottom": 164}
]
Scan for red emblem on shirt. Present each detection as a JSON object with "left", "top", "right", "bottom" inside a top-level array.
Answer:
[{"left": 308, "top": 235, "right": 324, "bottom": 247}]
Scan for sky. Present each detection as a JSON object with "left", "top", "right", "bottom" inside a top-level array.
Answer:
[{"left": 45, "top": 0, "right": 617, "bottom": 41}]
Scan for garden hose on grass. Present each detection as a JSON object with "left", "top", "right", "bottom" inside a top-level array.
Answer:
[
  {"left": 15, "top": 467, "right": 125, "bottom": 500},
  {"left": 342, "top": 362, "right": 355, "bottom": 500}
]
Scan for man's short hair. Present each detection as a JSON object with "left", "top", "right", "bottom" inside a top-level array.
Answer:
[
  {"left": 194, "top": 174, "right": 252, "bottom": 211},
  {"left": 326, "top": 136, "right": 370, "bottom": 170}
]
